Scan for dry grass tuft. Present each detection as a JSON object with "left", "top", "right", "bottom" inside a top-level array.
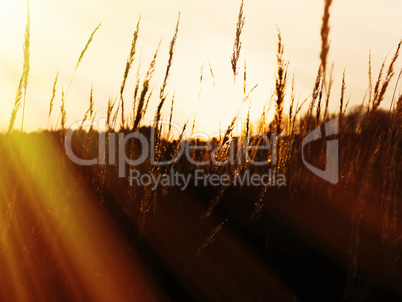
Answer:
[
  {"left": 8, "top": 1, "right": 30, "bottom": 134},
  {"left": 20, "top": 1, "right": 31, "bottom": 132},
  {"left": 339, "top": 70, "right": 346, "bottom": 126},
  {"left": 107, "top": 97, "right": 116, "bottom": 131},
  {"left": 274, "top": 28, "right": 288, "bottom": 135},
  {"left": 208, "top": 59, "right": 216, "bottom": 86},
  {"left": 196, "top": 215, "right": 231, "bottom": 256},
  {"left": 221, "top": 111, "right": 241, "bottom": 146},
  {"left": 390, "top": 67, "right": 402, "bottom": 112},
  {"left": 47, "top": 71, "right": 59, "bottom": 129},
  {"left": 119, "top": 17, "right": 141, "bottom": 130},
  {"left": 155, "top": 13, "right": 180, "bottom": 123},
  {"left": 395, "top": 94, "right": 402, "bottom": 123},
  {"left": 80, "top": 85, "right": 94, "bottom": 129},
  {"left": 60, "top": 89, "right": 66, "bottom": 132},
  {"left": 132, "top": 41, "right": 161, "bottom": 130},
  {"left": 167, "top": 92, "right": 175, "bottom": 139},
  {"left": 323, "top": 64, "right": 334, "bottom": 121},
  {"left": 320, "top": 0, "right": 333, "bottom": 81},
  {"left": 371, "top": 41, "right": 401, "bottom": 112},
  {"left": 230, "top": 0, "right": 245, "bottom": 81},
  {"left": 55, "top": 23, "right": 101, "bottom": 129},
  {"left": 75, "top": 24, "right": 102, "bottom": 72},
  {"left": 8, "top": 78, "right": 23, "bottom": 134}
]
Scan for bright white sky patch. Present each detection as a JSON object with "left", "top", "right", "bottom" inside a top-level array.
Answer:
[{"left": 0, "top": 0, "right": 401, "bottom": 134}]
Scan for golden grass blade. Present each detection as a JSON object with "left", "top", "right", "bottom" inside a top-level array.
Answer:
[
  {"left": 8, "top": 79, "right": 23, "bottom": 134},
  {"left": 119, "top": 17, "right": 141, "bottom": 129},
  {"left": 320, "top": 0, "right": 333, "bottom": 82},
  {"left": 142, "top": 84, "right": 155, "bottom": 118},
  {"left": 107, "top": 96, "right": 117, "bottom": 131},
  {"left": 243, "top": 57, "right": 247, "bottom": 95},
  {"left": 75, "top": 23, "right": 102, "bottom": 72},
  {"left": 65, "top": 23, "right": 101, "bottom": 100},
  {"left": 60, "top": 89, "right": 66, "bottom": 131},
  {"left": 47, "top": 71, "right": 59, "bottom": 129},
  {"left": 132, "top": 46, "right": 143, "bottom": 121},
  {"left": 208, "top": 59, "right": 216, "bottom": 86},
  {"left": 155, "top": 13, "right": 180, "bottom": 123},
  {"left": 339, "top": 70, "right": 346, "bottom": 126},
  {"left": 221, "top": 111, "right": 241, "bottom": 146},
  {"left": 8, "top": 1, "right": 30, "bottom": 134},
  {"left": 80, "top": 85, "right": 94, "bottom": 129},
  {"left": 395, "top": 94, "right": 402, "bottom": 123},
  {"left": 56, "top": 23, "right": 101, "bottom": 130},
  {"left": 167, "top": 92, "right": 175, "bottom": 139},
  {"left": 132, "top": 41, "right": 161, "bottom": 130},
  {"left": 368, "top": 51, "right": 373, "bottom": 108},
  {"left": 196, "top": 215, "right": 231, "bottom": 256},
  {"left": 389, "top": 67, "right": 402, "bottom": 112},
  {"left": 230, "top": 0, "right": 245, "bottom": 81},
  {"left": 20, "top": 0, "right": 31, "bottom": 132},
  {"left": 243, "top": 84, "right": 258, "bottom": 103},
  {"left": 372, "top": 41, "right": 401, "bottom": 111},
  {"left": 274, "top": 28, "right": 288, "bottom": 135},
  {"left": 323, "top": 64, "right": 334, "bottom": 121}
]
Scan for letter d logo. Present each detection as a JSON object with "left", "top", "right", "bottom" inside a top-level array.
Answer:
[{"left": 302, "top": 119, "right": 339, "bottom": 184}]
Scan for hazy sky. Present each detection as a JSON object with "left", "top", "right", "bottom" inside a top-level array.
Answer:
[{"left": 0, "top": 0, "right": 401, "bottom": 134}]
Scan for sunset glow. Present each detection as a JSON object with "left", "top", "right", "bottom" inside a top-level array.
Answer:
[
  {"left": 1, "top": 1, "right": 402, "bottom": 300},
  {"left": 1, "top": 0, "right": 401, "bottom": 134}
]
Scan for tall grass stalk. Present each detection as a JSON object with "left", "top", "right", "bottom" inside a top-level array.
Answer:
[
  {"left": 323, "top": 64, "right": 334, "bottom": 121},
  {"left": 167, "top": 93, "right": 175, "bottom": 139},
  {"left": 56, "top": 23, "right": 101, "bottom": 129},
  {"left": 132, "top": 47, "right": 143, "bottom": 120},
  {"left": 119, "top": 17, "right": 141, "bottom": 130},
  {"left": 80, "top": 85, "right": 94, "bottom": 129},
  {"left": 396, "top": 95, "right": 402, "bottom": 123},
  {"left": 107, "top": 97, "right": 116, "bottom": 132},
  {"left": 307, "top": 67, "right": 322, "bottom": 131},
  {"left": 196, "top": 215, "right": 231, "bottom": 256},
  {"left": 60, "top": 89, "right": 66, "bottom": 169},
  {"left": 288, "top": 75, "right": 295, "bottom": 134},
  {"left": 154, "top": 13, "right": 180, "bottom": 123},
  {"left": 389, "top": 67, "right": 402, "bottom": 112},
  {"left": 60, "top": 89, "right": 66, "bottom": 132},
  {"left": 371, "top": 41, "right": 401, "bottom": 112},
  {"left": 221, "top": 111, "right": 240, "bottom": 146},
  {"left": 191, "top": 64, "right": 204, "bottom": 136},
  {"left": 132, "top": 41, "right": 161, "bottom": 130},
  {"left": 243, "top": 58, "right": 247, "bottom": 95},
  {"left": 67, "top": 23, "right": 101, "bottom": 100},
  {"left": 274, "top": 29, "right": 288, "bottom": 135},
  {"left": 142, "top": 85, "right": 155, "bottom": 120},
  {"left": 20, "top": 1, "right": 31, "bottom": 132},
  {"left": 367, "top": 51, "right": 373, "bottom": 110},
  {"left": 8, "top": 2, "right": 30, "bottom": 134},
  {"left": 339, "top": 70, "right": 346, "bottom": 127},
  {"left": 320, "top": 0, "right": 333, "bottom": 85},
  {"left": 208, "top": 59, "right": 216, "bottom": 86},
  {"left": 47, "top": 71, "right": 59, "bottom": 129},
  {"left": 230, "top": 0, "right": 245, "bottom": 81},
  {"left": 8, "top": 78, "right": 23, "bottom": 134}
]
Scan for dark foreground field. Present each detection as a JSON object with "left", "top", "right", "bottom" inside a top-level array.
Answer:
[{"left": 0, "top": 109, "right": 401, "bottom": 301}]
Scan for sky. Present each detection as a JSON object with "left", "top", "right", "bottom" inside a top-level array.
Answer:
[{"left": 0, "top": 0, "right": 401, "bottom": 135}]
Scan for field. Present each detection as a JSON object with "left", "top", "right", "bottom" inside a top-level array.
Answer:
[{"left": 1, "top": 0, "right": 401, "bottom": 301}]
